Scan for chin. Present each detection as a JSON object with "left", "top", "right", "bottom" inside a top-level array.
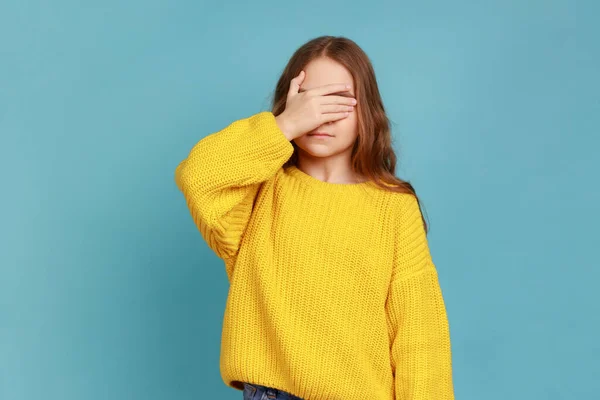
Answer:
[
  {"left": 295, "top": 142, "right": 352, "bottom": 159},
  {"left": 298, "top": 146, "right": 337, "bottom": 158}
]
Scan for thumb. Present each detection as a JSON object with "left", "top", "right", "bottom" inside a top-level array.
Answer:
[{"left": 287, "top": 70, "right": 304, "bottom": 97}]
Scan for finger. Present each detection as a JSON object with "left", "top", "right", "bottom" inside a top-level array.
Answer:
[
  {"left": 318, "top": 95, "right": 357, "bottom": 106},
  {"left": 320, "top": 104, "right": 355, "bottom": 114},
  {"left": 310, "top": 83, "right": 352, "bottom": 97},
  {"left": 320, "top": 111, "right": 350, "bottom": 124},
  {"left": 288, "top": 70, "right": 305, "bottom": 97}
]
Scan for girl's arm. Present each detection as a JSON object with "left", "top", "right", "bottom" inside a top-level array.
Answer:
[
  {"left": 174, "top": 111, "right": 294, "bottom": 279},
  {"left": 385, "top": 194, "right": 455, "bottom": 400}
]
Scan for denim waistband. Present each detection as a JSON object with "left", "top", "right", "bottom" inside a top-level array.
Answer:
[{"left": 243, "top": 382, "right": 304, "bottom": 400}]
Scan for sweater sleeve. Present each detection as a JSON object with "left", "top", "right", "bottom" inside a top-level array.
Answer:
[
  {"left": 385, "top": 194, "right": 455, "bottom": 400},
  {"left": 174, "top": 111, "right": 294, "bottom": 276}
]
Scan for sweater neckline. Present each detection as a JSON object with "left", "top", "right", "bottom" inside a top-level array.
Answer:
[{"left": 286, "top": 165, "right": 374, "bottom": 193}]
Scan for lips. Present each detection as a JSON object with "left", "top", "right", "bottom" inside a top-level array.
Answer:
[{"left": 308, "top": 132, "right": 332, "bottom": 137}]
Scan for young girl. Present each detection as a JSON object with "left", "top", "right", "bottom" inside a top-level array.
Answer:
[{"left": 175, "top": 36, "right": 454, "bottom": 400}]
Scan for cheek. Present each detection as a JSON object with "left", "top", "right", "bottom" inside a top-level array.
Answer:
[{"left": 336, "top": 111, "right": 358, "bottom": 136}]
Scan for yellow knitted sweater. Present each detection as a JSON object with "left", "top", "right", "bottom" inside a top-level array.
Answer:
[{"left": 174, "top": 111, "right": 454, "bottom": 400}]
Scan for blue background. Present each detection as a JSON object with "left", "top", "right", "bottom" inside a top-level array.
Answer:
[{"left": 1, "top": 1, "right": 598, "bottom": 399}]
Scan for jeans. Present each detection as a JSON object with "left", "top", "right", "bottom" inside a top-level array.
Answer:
[{"left": 242, "top": 382, "right": 304, "bottom": 400}]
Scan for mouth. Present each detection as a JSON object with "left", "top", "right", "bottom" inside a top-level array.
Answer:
[{"left": 307, "top": 132, "right": 333, "bottom": 137}]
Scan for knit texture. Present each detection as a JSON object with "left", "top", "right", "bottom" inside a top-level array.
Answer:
[{"left": 174, "top": 111, "right": 454, "bottom": 400}]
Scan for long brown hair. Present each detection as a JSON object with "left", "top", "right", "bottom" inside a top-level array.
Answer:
[{"left": 269, "top": 35, "right": 429, "bottom": 234}]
